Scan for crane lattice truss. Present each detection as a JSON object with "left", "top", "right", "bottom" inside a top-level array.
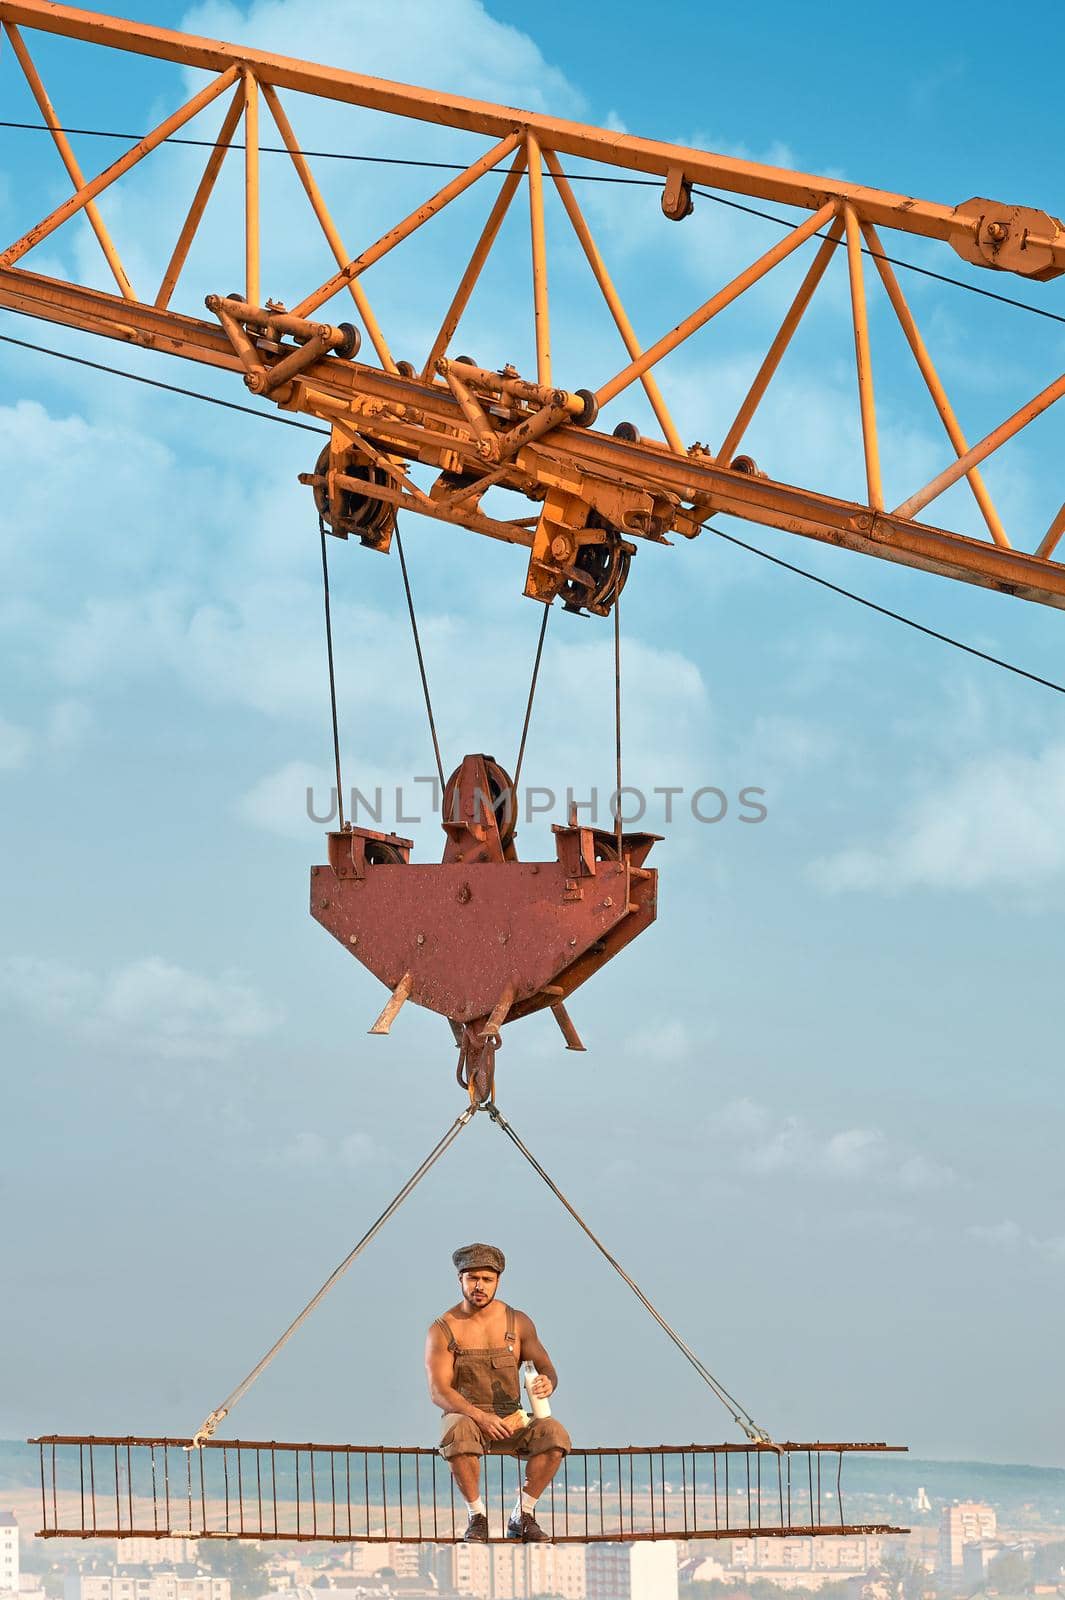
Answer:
[
  {"left": 34, "top": 1437, "right": 907, "bottom": 1545},
  {"left": 2, "top": 1, "right": 1065, "bottom": 608}
]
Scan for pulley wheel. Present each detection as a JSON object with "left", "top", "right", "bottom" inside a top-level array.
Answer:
[
  {"left": 442, "top": 757, "right": 517, "bottom": 853},
  {"left": 559, "top": 532, "right": 633, "bottom": 617},
  {"left": 311, "top": 445, "right": 396, "bottom": 547}
]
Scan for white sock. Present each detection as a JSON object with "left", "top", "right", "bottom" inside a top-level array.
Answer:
[
  {"left": 513, "top": 1490, "right": 537, "bottom": 1518},
  {"left": 466, "top": 1498, "right": 486, "bottom": 1519}
]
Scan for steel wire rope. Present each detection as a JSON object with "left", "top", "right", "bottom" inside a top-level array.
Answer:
[
  {"left": 3, "top": 321, "right": 1063, "bottom": 695},
  {"left": 511, "top": 601, "right": 550, "bottom": 795},
  {"left": 613, "top": 566, "right": 624, "bottom": 857},
  {"left": 482, "top": 1100, "right": 772, "bottom": 1444},
  {"left": 706, "top": 522, "right": 1065, "bottom": 695},
  {"left": 394, "top": 519, "right": 446, "bottom": 792},
  {"left": 0, "top": 323, "right": 331, "bottom": 432},
  {"left": 3, "top": 117, "right": 1065, "bottom": 325},
  {"left": 190, "top": 1104, "right": 477, "bottom": 1446},
  {"left": 318, "top": 523, "right": 346, "bottom": 830}
]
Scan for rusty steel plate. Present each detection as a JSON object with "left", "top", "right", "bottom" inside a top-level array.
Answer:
[{"left": 311, "top": 857, "right": 656, "bottom": 1023}]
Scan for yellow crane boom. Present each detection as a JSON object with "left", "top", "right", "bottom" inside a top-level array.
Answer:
[{"left": 2, "top": 0, "right": 1065, "bottom": 608}]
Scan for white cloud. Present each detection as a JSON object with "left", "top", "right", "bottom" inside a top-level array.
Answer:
[
  {"left": 0, "top": 712, "right": 31, "bottom": 770},
  {"left": 710, "top": 1097, "right": 956, "bottom": 1191},
  {"left": 182, "top": 0, "right": 583, "bottom": 117},
  {"left": 968, "top": 1219, "right": 1065, "bottom": 1264},
  {"left": 46, "top": 698, "right": 94, "bottom": 752},
  {"left": 811, "top": 742, "right": 1065, "bottom": 898},
  {"left": 276, "top": 1127, "right": 380, "bottom": 1169},
  {"left": 0, "top": 953, "right": 282, "bottom": 1061},
  {"left": 239, "top": 759, "right": 334, "bottom": 840},
  {"left": 623, "top": 1018, "right": 693, "bottom": 1064}
]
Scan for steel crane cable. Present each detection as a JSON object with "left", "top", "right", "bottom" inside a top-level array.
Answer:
[
  {"left": 319, "top": 522, "right": 346, "bottom": 831},
  {"left": 706, "top": 523, "right": 1065, "bottom": 695},
  {"left": 394, "top": 519, "right": 447, "bottom": 793},
  {"left": 3, "top": 323, "right": 1063, "bottom": 697},
  {"left": 511, "top": 600, "right": 550, "bottom": 795},
  {"left": 690, "top": 185, "right": 1065, "bottom": 329},
  {"left": 0, "top": 323, "right": 331, "bottom": 432},
  {"left": 613, "top": 564, "right": 624, "bottom": 857},
  {"left": 482, "top": 1100, "right": 773, "bottom": 1444},
  {"left": 4, "top": 117, "right": 1065, "bottom": 327},
  {"left": 186, "top": 1094, "right": 770, "bottom": 1449},
  {"left": 189, "top": 1104, "right": 478, "bottom": 1446}
]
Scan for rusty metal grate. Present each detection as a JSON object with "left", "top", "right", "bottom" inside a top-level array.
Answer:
[{"left": 32, "top": 1437, "right": 907, "bottom": 1544}]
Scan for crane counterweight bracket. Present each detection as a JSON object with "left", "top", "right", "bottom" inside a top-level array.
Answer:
[{"left": 310, "top": 753, "right": 660, "bottom": 1086}]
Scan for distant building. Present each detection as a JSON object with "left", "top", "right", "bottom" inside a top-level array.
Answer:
[
  {"left": 324, "top": 1548, "right": 429, "bottom": 1581},
  {"left": 962, "top": 1540, "right": 1007, "bottom": 1587},
  {"left": 113, "top": 1544, "right": 198, "bottom": 1569},
  {"left": 726, "top": 1535, "right": 886, "bottom": 1590},
  {"left": 0, "top": 1513, "right": 18, "bottom": 1598},
  {"left": 64, "top": 1572, "right": 231, "bottom": 1600},
  {"left": 445, "top": 1542, "right": 490, "bottom": 1597},
  {"left": 937, "top": 1504, "right": 997, "bottom": 1590},
  {"left": 431, "top": 1541, "right": 586, "bottom": 1598},
  {"left": 586, "top": 1542, "right": 678, "bottom": 1600}
]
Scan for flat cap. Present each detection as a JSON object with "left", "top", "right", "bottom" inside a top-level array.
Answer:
[{"left": 453, "top": 1242, "right": 505, "bottom": 1274}]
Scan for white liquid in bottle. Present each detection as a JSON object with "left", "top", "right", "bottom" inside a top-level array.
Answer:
[{"left": 523, "top": 1360, "right": 552, "bottom": 1419}]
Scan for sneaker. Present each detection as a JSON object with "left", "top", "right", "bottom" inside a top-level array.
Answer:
[
  {"left": 506, "top": 1510, "right": 549, "bottom": 1543},
  {"left": 463, "top": 1513, "right": 489, "bottom": 1543}
]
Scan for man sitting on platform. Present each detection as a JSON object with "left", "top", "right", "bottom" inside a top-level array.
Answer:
[{"left": 425, "top": 1242, "right": 571, "bottom": 1543}]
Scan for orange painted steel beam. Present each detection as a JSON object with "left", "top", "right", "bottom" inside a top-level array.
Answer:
[
  {"left": 717, "top": 217, "right": 844, "bottom": 467},
  {"left": 260, "top": 82, "right": 395, "bottom": 373},
  {"left": 3, "top": 263, "right": 1065, "bottom": 609},
  {"left": 861, "top": 219, "right": 1010, "bottom": 550},
  {"left": 155, "top": 81, "right": 245, "bottom": 311},
  {"left": 0, "top": 61, "right": 240, "bottom": 267},
  {"left": 1, "top": 3, "right": 1064, "bottom": 612},
  {"left": 894, "top": 369, "right": 1065, "bottom": 522},
  {"left": 292, "top": 130, "right": 522, "bottom": 318},
  {"left": 543, "top": 147, "right": 685, "bottom": 456},
  {"left": 242, "top": 68, "right": 259, "bottom": 309},
  {"left": 3, "top": 21, "right": 135, "bottom": 301},
  {"left": 1036, "top": 502, "right": 1065, "bottom": 561},
  {"left": 843, "top": 201, "right": 883, "bottom": 511},
  {"left": 1, "top": 0, "right": 1062, "bottom": 278},
  {"left": 421, "top": 148, "right": 528, "bottom": 382},
  {"left": 526, "top": 131, "right": 551, "bottom": 387},
  {"left": 594, "top": 201, "right": 837, "bottom": 406}
]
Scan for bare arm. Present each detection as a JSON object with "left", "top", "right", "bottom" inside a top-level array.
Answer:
[
  {"left": 516, "top": 1311, "right": 558, "bottom": 1398},
  {"left": 424, "top": 1323, "right": 511, "bottom": 1441}
]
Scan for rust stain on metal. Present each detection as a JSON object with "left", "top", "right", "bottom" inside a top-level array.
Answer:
[{"left": 311, "top": 755, "right": 658, "bottom": 1098}]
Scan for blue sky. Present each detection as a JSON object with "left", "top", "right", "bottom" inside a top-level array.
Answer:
[{"left": 2, "top": 0, "right": 1064, "bottom": 1470}]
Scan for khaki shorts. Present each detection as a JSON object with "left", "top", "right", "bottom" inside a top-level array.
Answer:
[{"left": 439, "top": 1411, "right": 572, "bottom": 1460}]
